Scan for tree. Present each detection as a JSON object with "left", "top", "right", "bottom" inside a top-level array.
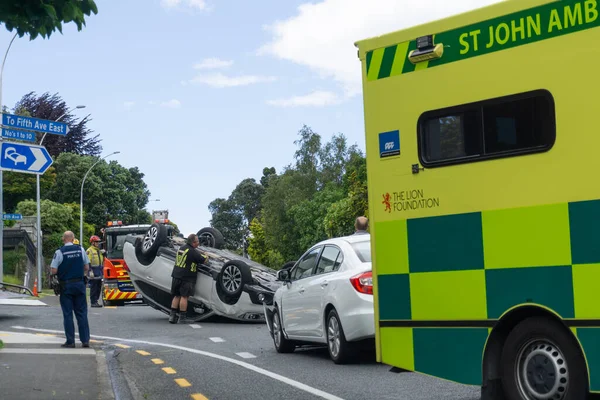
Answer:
[
  {"left": 3, "top": 167, "right": 56, "bottom": 212},
  {"left": 208, "top": 198, "right": 244, "bottom": 250},
  {"left": 13, "top": 92, "right": 102, "bottom": 157},
  {"left": 47, "top": 153, "right": 151, "bottom": 232},
  {"left": 247, "top": 218, "right": 284, "bottom": 270},
  {"left": 0, "top": 0, "right": 98, "bottom": 40}
]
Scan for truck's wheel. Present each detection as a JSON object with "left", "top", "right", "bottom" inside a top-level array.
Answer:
[
  {"left": 501, "top": 316, "right": 588, "bottom": 400},
  {"left": 197, "top": 227, "right": 225, "bottom": 249}
]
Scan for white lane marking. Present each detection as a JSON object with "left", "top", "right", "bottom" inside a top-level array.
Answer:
[
  {"left": 209, "top": 337, "right": 225, "bottom": 343},
  {"left": 236, "top": 352, "right": 256, "bottom": 359},
  {"left": 0, "top": 348, "right": 96, "bottom": 355},
  {"left": 12, "top": 326, "right": 344, "bottom": 400},
  {"left": 189, "top": 324, "right": 202, "bottom": 329},
  {"left": 0, "top": 299, "right": 47, "bottom": 306}
]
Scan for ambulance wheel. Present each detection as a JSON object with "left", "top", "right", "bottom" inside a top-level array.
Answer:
[{"left": 501, "top": 316, "right": 588, "bottom": 400}]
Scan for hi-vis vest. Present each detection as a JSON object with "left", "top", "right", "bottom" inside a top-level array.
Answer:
[{"left": 86, "top": 247, "right": 103, "bottom": 267}]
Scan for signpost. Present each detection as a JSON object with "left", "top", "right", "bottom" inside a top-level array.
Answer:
[
  {"left": 0, "top": 112, "right": 61, "bottom": 287},
  {"left": 0, "top": 142, "right": 53, "bottom": 175},
  {"left": 3, "top": 213, "right": 22, "bottom": 221},
  {"left": 2, "top": 127, "right": 36, "bottom": 142},
  {"left": 2, "top": 113, "right": 69, "bottom": 136}
]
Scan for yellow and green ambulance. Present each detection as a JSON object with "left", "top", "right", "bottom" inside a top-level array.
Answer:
[{"left": 355, "top": 0, "right": 600, "bottom": 398}]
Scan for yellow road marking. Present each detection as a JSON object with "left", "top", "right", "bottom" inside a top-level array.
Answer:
[
  {"left": 151, "top": 358, "right": 164, "bottom": 365},
  {"left": 0, "top": 333, "right": 12, "bottom": 337},
  {"left": 136, "top": 350, "right": 151, "bottom": 356},
  {"left": 175, "top": 378, "right": 191, "bottom": 388},
  {"left": 90, "top": 340, "right": 103, "bottom": 344},
  {"left": 35, "top": 333, "right": 56, "bottom": 337},
  {"left": 105, "top": 306, "right": 117, "bottom": 309},
  {"left": 115, "top": 344, "right": 130, "bottom": 349},
  {"left": 162, "top": 367, "right": 176, "bottom": 374},
  {"left": 191, "top": 394, "right": 209, "bottom": 400}
]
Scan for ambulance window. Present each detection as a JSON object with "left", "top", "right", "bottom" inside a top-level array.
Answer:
[{"left": 418, "top": 90, "right": 555, "bottom": 167}]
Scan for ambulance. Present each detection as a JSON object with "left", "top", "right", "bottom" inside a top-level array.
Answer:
[{"left": 355, "top": 0, "right": 600, "bottom": 398}]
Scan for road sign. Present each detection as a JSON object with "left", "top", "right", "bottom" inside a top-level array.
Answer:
[
  {"left": 0, "top": 142, "right": 53, "bottom": 175},
  {"left": 1, "top": 127, "right": 35, "bottom": 142},
  {"left": 3, "top": 213, "right": 22, "bottom": 221},
  {"left": 1, "top": 113, "right": 69, "bottom": 136}
]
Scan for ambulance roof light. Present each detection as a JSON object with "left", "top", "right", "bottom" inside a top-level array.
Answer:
[{"left": 409, "top": 35, "right": 444, "bottom": 65}]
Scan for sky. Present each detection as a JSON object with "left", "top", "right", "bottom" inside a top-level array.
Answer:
[{"left": 0, "top": 0, "right": 503, "bottom": 236}]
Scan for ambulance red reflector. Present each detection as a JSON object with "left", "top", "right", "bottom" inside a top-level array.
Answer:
[{"left": 350, "top": 271, "right": 373, "bottom": 295}]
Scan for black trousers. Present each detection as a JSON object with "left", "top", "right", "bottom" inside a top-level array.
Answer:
[{"left": 89, "top": 278, "right": 102, "bottom": 303}]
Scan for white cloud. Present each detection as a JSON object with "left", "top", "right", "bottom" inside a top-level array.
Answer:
[
  {"left": 123, "top": 101, "right": 135, "bottom": 110},
  {"left": 267, "top": 90, "right": 340, "bottom": 107},
  {"left": 194, "top": 58, "right": 234, "bottom": 70},
  {"left": 259, "top": 0, "right": 504, "bottom": 97},
  {"left": 160, "top": 99, "right": 182, "bottom": 108},
  {"left": 161, "top": 0, "right": 208, "bottom": 11},
  {"left": 188, "top": 72, "right": 277, "bottom": 88}
]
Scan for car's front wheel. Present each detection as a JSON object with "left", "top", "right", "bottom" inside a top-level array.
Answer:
[
  {"left": 273, "top": 307, "right": 295, "bottom": 353},
  {"left": 327, "top": 308, "right": 352, "bottom": 364}
]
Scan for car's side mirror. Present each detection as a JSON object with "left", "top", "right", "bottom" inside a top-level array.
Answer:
[{"left": 277, "top": 269, "right": 291, "bottom": 282}]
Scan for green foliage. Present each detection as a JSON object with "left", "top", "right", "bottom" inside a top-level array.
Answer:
[
  {"left": 48, "top": 153, "right": 151, "bottom": 232},
  {"left": 3, "top": 167, "right": 56, "bottom": 212},
  {"left": 0, "top": 0, "right": 98, "bottom": 40},
  {"left": 3, "top": 248, "right": 26, "bottom": 276},
  {"left": 210, "top": 125, "right": 369, "bottom": 264},
  {"left": 247, "top": 218, "right": 285, "bottom": 270}
]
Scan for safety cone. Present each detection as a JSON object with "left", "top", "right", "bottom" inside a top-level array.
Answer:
[{"left": 33, "top": 278, "right": 38, "bottom": 297}]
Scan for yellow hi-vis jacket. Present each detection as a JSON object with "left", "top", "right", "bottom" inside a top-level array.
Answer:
[{"left": 86, "top": 246, "right": 103, "bottom": 267}]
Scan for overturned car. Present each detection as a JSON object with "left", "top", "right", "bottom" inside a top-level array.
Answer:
[{"left": 122, "top": 223, "right": 281, "bottom": 322}]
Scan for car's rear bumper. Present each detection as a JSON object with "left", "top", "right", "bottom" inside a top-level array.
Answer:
[{"left": 339, "top": 297, "right": 375, "bottom": 342}]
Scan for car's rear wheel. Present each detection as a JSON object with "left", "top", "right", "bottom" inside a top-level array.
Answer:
[
  {"left": 327, "top": 309, "right": 352, "bottom": 364},
  {"left": 197, "top": 227, "right": 225, "bottom": 249},
  {"left": 273, "top": 307, "right": 295, "bottom": 353}
]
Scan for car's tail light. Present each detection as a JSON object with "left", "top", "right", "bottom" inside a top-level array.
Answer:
[{"left": 350, "top": 271, "right": 373, "bottom": 295}]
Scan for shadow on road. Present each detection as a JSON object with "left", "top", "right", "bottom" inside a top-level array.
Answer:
[{"left": 293, "top": 343, "right": 378, "bottom": 365}]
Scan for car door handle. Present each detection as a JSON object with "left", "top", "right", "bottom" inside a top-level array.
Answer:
[
  {"left": 298, "top": 286, "right": 305, "bottom": 294},
  {"left": 146, "top": 276, "right": 153, "bottom": 281},
  {"left": 321, "top": 281, "right": 328, "bottom": 288}
]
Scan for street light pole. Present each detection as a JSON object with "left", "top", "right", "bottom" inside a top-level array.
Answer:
[
  {"left": 35, "top": 105, "right": 85, "bottom": 292},
  {"left": 80, "top": 151, "right": 120, "bottom": 244},
  {"left": 0, "top": 32, "right": 18, "bottom": 283}
]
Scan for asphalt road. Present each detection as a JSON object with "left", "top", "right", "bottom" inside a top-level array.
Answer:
[{"left": 0, "top": 295, "right": 481, "bottom": 400}]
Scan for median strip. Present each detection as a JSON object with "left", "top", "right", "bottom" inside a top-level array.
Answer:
[
  {"left": 162, "top": 367, "right": 176, "bottom": 374},
  {"left": 115, "top": 344, "right": 130, "bottom": 349},
  {"left": 136, "top": 350, "right": 151, "bottom": 356},
  {"left": 151, "top": 358, "right": 164, "bottom": 365},
  {"left": 191, "top": 393, "right": 208, "bottom": 399}
]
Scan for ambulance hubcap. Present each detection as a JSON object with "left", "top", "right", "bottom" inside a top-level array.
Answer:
[{"left": 516, "top": 339, "right": 568, "bottom": 400}]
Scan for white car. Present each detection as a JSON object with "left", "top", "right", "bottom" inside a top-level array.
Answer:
[{"left": 263, "top": 233, "right": 374, "bottom": 364}]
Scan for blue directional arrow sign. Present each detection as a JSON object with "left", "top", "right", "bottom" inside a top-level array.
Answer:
[
  {"left": 0, "top": 141, "right": 53, "bottom": 175},
  {"left": 3, "top": 213, "right": 22, "bottom": 221},
  {"left": 1, "top": 113, "right": 69, "bottom": 136}
]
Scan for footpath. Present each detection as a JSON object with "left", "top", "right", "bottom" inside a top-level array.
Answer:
[{"left": 0, "top": 328, "right": 114, "bottom": 399}]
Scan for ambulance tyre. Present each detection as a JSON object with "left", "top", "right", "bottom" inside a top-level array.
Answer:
[{"left": 500, "top": 316, "right": 588, "bottom": 400}]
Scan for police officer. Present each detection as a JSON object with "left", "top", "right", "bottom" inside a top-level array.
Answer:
[
  {"left": 86, "top": 235, "right": 104, "bottom": 308},
  {"left": 51, "top": 231, "right": 91, "bottom": 348},
  {"left": 169, "top": 233, "right": 208, "bottom": 324}
]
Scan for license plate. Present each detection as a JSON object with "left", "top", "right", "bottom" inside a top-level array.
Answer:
[{"left": 136, "top": 294, "right": 143, "bottom": 299}]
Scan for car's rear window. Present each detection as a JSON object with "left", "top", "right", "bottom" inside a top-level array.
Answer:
[{"left": 351, "top": 241, "right": 371, "bottom": 263}]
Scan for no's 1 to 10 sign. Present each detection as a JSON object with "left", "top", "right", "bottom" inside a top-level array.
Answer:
[{"left": 1, "top": 113, "right": 69, "bottom": 136}]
